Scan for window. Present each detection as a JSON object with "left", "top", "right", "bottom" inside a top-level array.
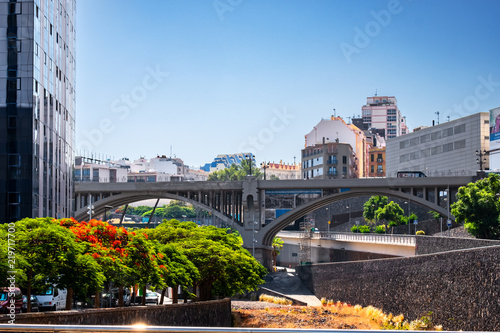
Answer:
[
  {"left": 420, "top": 134, "right": 431, "bottom": 143},
  {"left": 454, "top": 140, "right": 466, "bottom": 149},
  {"left": 377, "top": 154, "right": 383, "bottom": 162},
  {"left": 342, "top": 156, "right": 347, "bottom": 164},
  {"left": 8, "top": 154, "right": 20, "bottom": 166},
  {"left": 8, "top": 193, "right": 20, "bottom": 204},
  {"left": 7, "top": 78, "right": 21, "bottom": 91},
  {"left": 400, "top": 154, "right": 410, "bottom": 162},
  {"left": 431, "top": 146, "right": 441, "bottom": 155},
  {"left": 442, "top": 127, "right": 454, "bottom": 137},
  {"left": 8, "top": 116, "right": 16, "bottom": 129},
  {"left": 400, "top": 140, "right": 410, "bottom": 149},
  {"left": 442, "top": 142, "right": 454, "bottom": 152},
  {"left": 371, "top": 165, "right": 374, "bottom": 173},
  {"left": 9, "top": 3, "right": 21, "bottom": 14},
  {"left": 387, "top": 109, "right": 397, "bottom": 115},
  {"left": 387, "top": 115, "right": 397, "bottom": 122},
  {"left": 454, "top": 124, "right": 466, "bottom": 134},
  {"left": 410, "top": 137, "right": 420, "bottom": 146},
  {"left": 431, "top": 131, "right": 442, "bottom": 140},
  {"left": 410, "top": 151, "right": 420, "bottom": 160},
  {"left": 371, "top": 154, "right": 374, "bottom": 162},
  {"left": 421, "top": 148, "right": 430, "bottom": 157},
  {"left": 362, "top": 109, "right": 371, "bottom": 116},
  {"left": 377, "top": 165, "right": 383, "bottom": 173}
]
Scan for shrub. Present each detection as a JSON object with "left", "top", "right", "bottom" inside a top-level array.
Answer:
[
  {"left": 359, "top": 225, "right": 371, "bottom": 233},
  {"left": 351, "top": 225, "right": 359, "bottom": 233},
  {"left": 259, "top": 294, "right": 292, "bottom": 306},
  {"left": 416, "top": 230, "right": 425, "bottom": 235},
  {"left": 374, "top": 225, "right": 385, "bottom": 234}
]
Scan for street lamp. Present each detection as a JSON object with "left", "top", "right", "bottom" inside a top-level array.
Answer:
[
  {"left": 476, "top": 149, "right": 489, "bottom": 172},
  {"left": 261, "top": 162, "right": 269, "bottom": 180},
  {"left": 404, "top": 200, "right": 410, "bottom": 234}
]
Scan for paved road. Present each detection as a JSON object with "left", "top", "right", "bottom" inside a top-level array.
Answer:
[{"left": 262, "top": 268, "right": 322, "bottom": 306}]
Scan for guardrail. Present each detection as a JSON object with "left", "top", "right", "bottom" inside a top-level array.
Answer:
[
  {"left": 0, "top": 324, "right": 486, "bottom": 333},
  {"left": 277, "top": 231, "right": 416, "bottom": 246}
]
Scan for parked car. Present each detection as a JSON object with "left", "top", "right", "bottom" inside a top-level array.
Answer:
[
  {"left": 0, "top": 287, "right": 23, "bottom": 314},
  {"left": 144, "top": 291, "right": 158, "bottom": 305},
  {"left": 22, "top": 295, "right": 41, "bottom": 312},
  {"left": 35, "top": 286, "right": 67, "bottom": 311}
]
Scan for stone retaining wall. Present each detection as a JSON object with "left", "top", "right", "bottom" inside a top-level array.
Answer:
[
  {"left": 297, "top": 246, "right": 500, "bottom": 331},
  {"left": 416, "top": 235, "right": 500, "bottom": 255},
  {"left": 0, "top": 298, "right": 232, "bottom": 327}
]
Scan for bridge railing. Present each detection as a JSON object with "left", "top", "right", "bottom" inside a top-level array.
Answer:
[{"left": 277, "top": 231, "right": 416, "bottom": 246}]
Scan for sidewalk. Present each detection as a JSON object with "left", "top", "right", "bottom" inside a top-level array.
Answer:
[{"left": 261, "top": 267, "right": 322, "bottom": 306}]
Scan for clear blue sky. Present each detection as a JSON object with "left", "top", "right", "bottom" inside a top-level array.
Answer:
[{"left": 75, "top": 0, "right": 500, "bottom": 168}]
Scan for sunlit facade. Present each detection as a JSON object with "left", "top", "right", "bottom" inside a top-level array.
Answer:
[{"left": 0, "top": 0, "right": 76, "bottom": 222}]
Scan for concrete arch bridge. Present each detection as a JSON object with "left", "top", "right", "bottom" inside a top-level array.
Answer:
[{"left": 74, "top": 176, "right": 474, "bottom": 268}]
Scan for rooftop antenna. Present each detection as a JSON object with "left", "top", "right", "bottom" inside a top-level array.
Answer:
[
  {"left": 446, "top": 115, "right": 450, "bottom": 122},
  {"left": 375, "top": 89, "right": 378, "bottom": 97},
  {"left": 435, "top": 111, "right": 440, "bottom": 125},
  {"left": 333, "top": 108, "right": 336, "bottom": 117},
  {"left": 170, "top": 145, "right": 172, "bottom": 158}
]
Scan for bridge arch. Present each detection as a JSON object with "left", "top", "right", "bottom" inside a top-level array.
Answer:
[
  {"left": 73, "top": 192, "right": 237, "bottom": 229},
  {"left": 261, "top": 188, "right": 453, "bottom": 246}
]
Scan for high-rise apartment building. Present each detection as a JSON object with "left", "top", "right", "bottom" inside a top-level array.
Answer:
[
  {"left": 361, "top": 96, "right": 409, "bottom": 139},
  {"left": 0, "top": 0, "right": 76, "bottom": 222}
]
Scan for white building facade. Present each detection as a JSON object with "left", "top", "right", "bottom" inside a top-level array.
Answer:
[
  {"left": 361, "top": 96, "right": 409, "bottom": 139},
  {"left": 386, "top": 112, "right": 490, "bottom": 177}
]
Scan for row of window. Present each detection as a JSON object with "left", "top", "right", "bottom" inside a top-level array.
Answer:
[
  {"left": 303, "top": 155, "right": 348, "bottom": 168},
  {"left": 400, "top": 124, "right": 466, "bottom": 149},
  {"left": 399, "top": 140, "right": 466, "bottom": 162},
  {"left": 370, "top": 165, "right": 384, "bottom": 173}
]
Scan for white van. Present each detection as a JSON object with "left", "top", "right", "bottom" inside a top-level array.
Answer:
[{"left": 35, "top": 287, "right": 67, "bottom": 311}]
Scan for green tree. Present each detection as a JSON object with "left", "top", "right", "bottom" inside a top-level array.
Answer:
[
  {"left": 208, "top": 160, "right": 261, "bottom": 181},
  {"left": 148, "top": 219, "right": 267, "bottom": 301},
  {"left": 271, "top": 237, "right": 284, "bottom": 268},
  {"left": 451, "top": 173, "right": 500, "bottom": 239},
  {"left": 363, "top": 196, "right": 389, "bottom": 224},
  {"left": 8, "top": 218, "right": 101, "bottom": 312},
  {"left": 376, "top": 201, "right": 405, "bottom": 233}
]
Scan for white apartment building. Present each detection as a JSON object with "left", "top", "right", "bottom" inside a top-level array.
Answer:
[{"left": 386, "top": 112, "right": 490, "bottom": 177}]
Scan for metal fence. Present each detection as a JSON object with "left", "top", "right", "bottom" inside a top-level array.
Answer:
[{"left": 0, "top": 325, "right": 485, "bottom": 333}]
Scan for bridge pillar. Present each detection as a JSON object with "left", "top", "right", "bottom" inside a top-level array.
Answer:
[
  {"left": 242, "top": 176, "right": 261, "bottom": 231},
  {"left": 243, "top": 245, "right": 274, "bottom": 271}
]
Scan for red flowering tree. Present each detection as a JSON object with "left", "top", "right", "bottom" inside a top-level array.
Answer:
[{"left": 60, "top": 218, "right": 132, "bottom": 307}]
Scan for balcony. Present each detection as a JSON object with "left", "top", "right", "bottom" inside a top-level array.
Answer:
[{"left": 327, "top": 160, "right": 338, "bottom": 165}]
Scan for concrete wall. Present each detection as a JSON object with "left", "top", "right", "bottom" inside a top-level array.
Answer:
[
  {"left": 415, "top": 235, "right": 500, "bottom": 255},
  {"left": 297, "top": 246, "right": 500, "bottom": 331},
  {"left": 0, "top": 299, "right": 232, "bottom": 327}
]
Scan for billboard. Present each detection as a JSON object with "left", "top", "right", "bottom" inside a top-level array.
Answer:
[{"left": 490, "top": 107, "right": 500, "bottom": 170}]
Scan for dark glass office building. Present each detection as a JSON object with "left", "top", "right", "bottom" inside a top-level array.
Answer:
[{"left": 0, "top": 0, "right": 76, "bottom": 223}]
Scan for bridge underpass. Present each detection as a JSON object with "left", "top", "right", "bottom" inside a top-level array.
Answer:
[
  {"left": 74, "top": 176, "right": 475, "bottom": 269},
  {"left": 276, "top": 231, "right": 416, "bottom": 268}
]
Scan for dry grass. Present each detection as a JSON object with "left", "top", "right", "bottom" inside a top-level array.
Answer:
[{"left": 233, "top": 302, "right": 443, "bottom": 330}]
